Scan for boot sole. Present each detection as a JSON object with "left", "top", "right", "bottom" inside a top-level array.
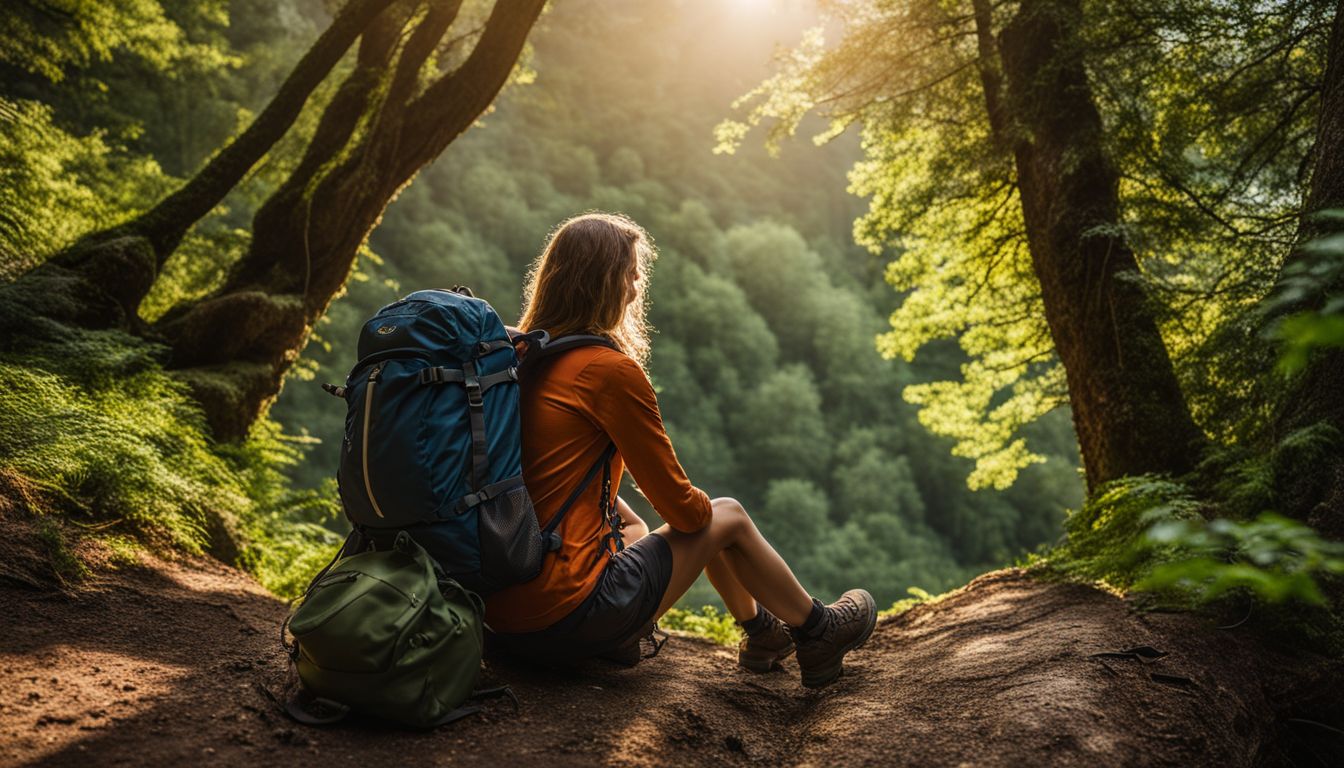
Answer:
[
  {"left": 800, "top": 590, "right": 877, "bottom": 689},
  {"left": 738, "top": 646, "right": 796, "bottom": 673}
]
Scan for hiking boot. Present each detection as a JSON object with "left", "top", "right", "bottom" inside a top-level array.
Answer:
[
  {"left": 737, "top": 609, "right": 795, "bottom": 673},
  {"left": 791, "top": 589, "right": 877, "bottom": 688}
]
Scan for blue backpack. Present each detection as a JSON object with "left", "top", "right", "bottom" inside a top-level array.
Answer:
[{"left": 327, "top": 287, "right": 618, "bottom": 595}]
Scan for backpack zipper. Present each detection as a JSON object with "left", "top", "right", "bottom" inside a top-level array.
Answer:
[{"left": 362, "top": 363, "right": 386, "bottom": 519}]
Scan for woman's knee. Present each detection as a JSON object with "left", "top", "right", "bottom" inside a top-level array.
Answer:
[{"left": 710, "top": 497, "right": 754, "bottom": 536}]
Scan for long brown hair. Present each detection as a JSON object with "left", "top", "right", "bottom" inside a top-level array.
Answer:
[{"left": 519, "top": 212, "right": 655, "bottom": 365}]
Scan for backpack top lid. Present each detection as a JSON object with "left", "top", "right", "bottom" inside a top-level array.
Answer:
[{"left": 355, "top": 289, "right": 510, "bottom": 365}]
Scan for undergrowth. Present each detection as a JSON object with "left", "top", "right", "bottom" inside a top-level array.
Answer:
[
  {"left": 880, "top": 586, "right": 948, "bottom": 617},
  {"left": 660, "top": 605, "right": 742, "bottom": 645},
  {"left": 1048, "top": 468, "right": 1344, "bottom": 645},
  {"left": 0, "top": 327, "right": 342, "bottom": 598}
]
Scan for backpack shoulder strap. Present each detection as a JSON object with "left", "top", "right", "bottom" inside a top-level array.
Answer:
[
  {"left": 518, "top": 333, "right": 619, "bottom": 372},
  {"left": 539, "top": 442, "right": 617, "bottom": 551}
]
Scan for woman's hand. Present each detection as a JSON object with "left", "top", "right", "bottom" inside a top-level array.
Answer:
[{"left": 615, "top": 496, "right": 649, "bottom": 541}]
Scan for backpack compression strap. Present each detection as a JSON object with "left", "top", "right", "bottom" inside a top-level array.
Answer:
[{"left": 417, "top": 343, "right": 521, "bottom": 493}]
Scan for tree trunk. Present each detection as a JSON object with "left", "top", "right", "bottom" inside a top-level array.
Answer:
[
  {"left": 37, "top": 0, "right": 398, "bottom": 328},
  {"left": 155, "top": 0, "right": 546, "bottom": 441},
  {"left": 1269, "top": 1, "right": 1344, "bottom": 536},
  {"left": 986, "top": 0, "right": 1205, "bottom": 492}
]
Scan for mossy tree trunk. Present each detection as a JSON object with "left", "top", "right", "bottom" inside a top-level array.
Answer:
[
  {"left": 154, "top": 0, "right": 546, "bottom": 440},
  {"left": 1270, "top": 1, "right": 1344, "bottom": 537},
  {"left": 4, "top": 0, "right": 546, "bottom": 443},
  {"left": 39, "top": 0, "right": 400, "bottom": 329},
  {"left": 973, "top": 0, "right": 1206, "bottom": 493}
]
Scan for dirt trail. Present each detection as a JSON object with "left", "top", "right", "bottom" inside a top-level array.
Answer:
[{"left": 1, "top": 555, "right": 1335, "bottom": 767}]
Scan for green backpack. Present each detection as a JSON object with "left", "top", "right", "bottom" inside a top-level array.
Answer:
[{"left": 282, "top": 531, "right": 505, "bottom": 728}]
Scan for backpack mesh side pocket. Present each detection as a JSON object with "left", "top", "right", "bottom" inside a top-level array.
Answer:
[{"left": 476, "top": 484, "right": 544, "bottom": 590}]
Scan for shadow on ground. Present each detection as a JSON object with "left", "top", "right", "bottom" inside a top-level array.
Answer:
[{"left": 2, "top": 552, "right": 1338, "bottom": 767}]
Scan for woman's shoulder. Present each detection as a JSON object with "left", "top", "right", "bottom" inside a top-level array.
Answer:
[
  {"left": 571, "top": 345, "right": 648, "bottom": 396},
  {"left": 576, "top": 344, "right": 642, "bottom": 378}
]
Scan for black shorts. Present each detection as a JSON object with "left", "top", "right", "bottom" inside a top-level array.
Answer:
[{"left": 492, "top": 532, "right": 673, "bottom": 663}]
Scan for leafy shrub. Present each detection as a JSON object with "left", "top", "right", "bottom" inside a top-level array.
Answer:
[
  {"left": 1140, "top": 514, "right": 1344, "bottom": 605},
  {"left": 0, "top": 330, "right": 340, "bottom": 597},
  {"left": 1051, "top": 474, "right": 1344, "bottom": 613},
  {"left": 1051, "top": 475, "right": 1205, "bottom": 590},
  {"left": 1265, "top": 210, "right": 1344, "bottom": 373},
  {"left": 660, "top": 605, "right": 742, "bottom": 646},
  {"left": 880, "top": 586, "right": 946, "bottom": 617}
]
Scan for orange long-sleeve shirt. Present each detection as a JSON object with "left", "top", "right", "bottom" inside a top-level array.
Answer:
[{"left": 484, "top": 345, "right": 711, "bottom": 633}]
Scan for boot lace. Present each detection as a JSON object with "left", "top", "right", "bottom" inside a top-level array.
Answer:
[{"left": 830, "top": 594, "right": 864, "bottom": 627}]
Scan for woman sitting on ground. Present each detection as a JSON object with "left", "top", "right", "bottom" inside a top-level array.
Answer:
[{"left": 486, "top": 212, "right": 875, "bottom": 688}]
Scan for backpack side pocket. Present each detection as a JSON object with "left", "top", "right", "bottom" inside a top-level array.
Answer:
[{"left": 475, "top": 482, "right": 544, "bottom": 591}]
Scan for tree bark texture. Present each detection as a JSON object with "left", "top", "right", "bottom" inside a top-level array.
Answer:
[
  {"left": 156, "top": 0, "right": 546, "bottom": 441},
  {"left": 39, "top": 0, "right": 398, "bottom": 328},
  {"left": 988, "top": 0, "right": 1206, "bottom": 492},
  {"left": 1271, "top": 1, "right": 1344, "bottom": 536}
]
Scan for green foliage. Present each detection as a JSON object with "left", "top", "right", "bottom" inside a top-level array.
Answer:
[
  {"left": 719, "top": 0, "right": 1336, "bottom": 482},
  {"left": 2, "top": 354, "right": 228, "bottom": 551},
  {"left": 34, "top": 517, "right": 90, "bottom": 585},
  {"left": 1051, "top": 476, "right": 1205, "bottom": 590},
  {"left": 1141, "top": 514, "right": 1344, "bottom": 605},
  {"left": 1, "top": 0, "right": 325, "bottom": 285},
  {"left": 1276, "top": 313, "right": 1344, "bottom": 374},
  {"left": 0, "top": 0, "right": 191, "bottom": 83},
  {"left": 1051, "top": 473, "right": 1344, "bottom": 614},
  {"left": 0, "top": 96, "right": 172, "bottom": 277},
  {"left": 220, "top": 421, "right": 346, "bottom": 599},
  {"left": 880, "top": 586, "right": 945, "bottom": 618},
  {"left": 0, "top": 324, "right": 341, "bottom": 596},
  {"left": 659, "top": 605, "right": 742, "bottom": 647},
  {"left": 1268, "top": 212, "right": 1344, "bottom": 373},
  {"left": 758, "top": 479, "right": 829, "bottom": 562}
]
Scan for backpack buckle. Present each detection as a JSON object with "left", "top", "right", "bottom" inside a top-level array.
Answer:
[{"left": 465, "top": 378, "right": 483, "bottom": 407}]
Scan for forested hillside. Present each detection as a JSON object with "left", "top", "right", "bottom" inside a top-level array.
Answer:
[{"left": 268, "top": 1, "right": 1083, "bottom": 607}]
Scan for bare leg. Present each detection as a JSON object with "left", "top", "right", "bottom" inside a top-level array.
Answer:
[
  {"left": 705, "top": 552, "right": 759, "bottom": 621},
  {"left": 654, "top": 497, "right": 812, "bottom": 627},
  {"left": 623, "top": 496, "right": 754, "bottom": 621}
]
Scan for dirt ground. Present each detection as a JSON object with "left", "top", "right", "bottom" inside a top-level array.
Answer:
[{"left": 1, "top": 554, "right": 1339, "bottom": 767}]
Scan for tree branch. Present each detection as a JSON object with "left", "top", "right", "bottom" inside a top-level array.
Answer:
[
  {"left": 396, "top": 0, "right": 546, "bottom": 178},
  {"left": 125, "top": 0, "right": 399, "bottom": 262}
]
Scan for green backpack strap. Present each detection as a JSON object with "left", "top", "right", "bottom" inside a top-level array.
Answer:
[
  {"left": 283, "top": 695, "right": 351, "bottom": 726},
  {"left": 257, "top": 681, "right": 352, "bottom": 726},
  {"left": 423, "top": 685, "right": 519, "bottom": 729}
]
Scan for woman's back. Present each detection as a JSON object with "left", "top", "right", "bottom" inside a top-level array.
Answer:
[{"left": 484, "top": 344, "right": 710, "bottom": 633}]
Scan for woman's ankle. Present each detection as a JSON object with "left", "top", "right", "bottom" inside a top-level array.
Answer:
[
  {"left": 791, "top": 598, "right": 827, "bottom": 639},
  {"left": 738, "top": 604, "right": 770, "bottom": 636}
]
